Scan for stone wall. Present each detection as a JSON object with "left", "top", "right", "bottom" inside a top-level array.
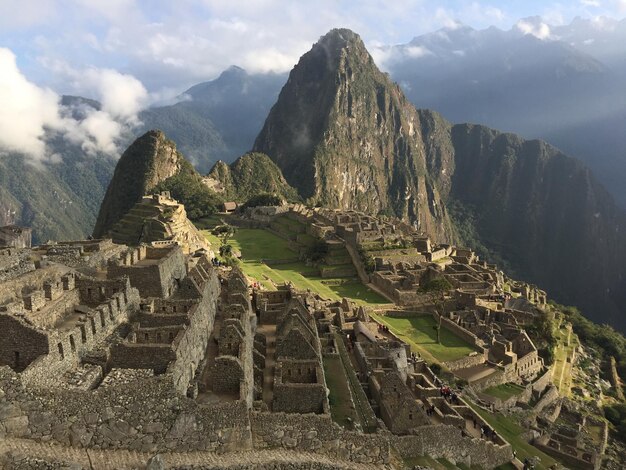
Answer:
[
  {"left": 170, "top": 269, "right": 219, "bottom": 395},
  {"left": 0, "top": 315, "right": 49, "bottom": 372},
  {"left": 0, "top": 366, "right": 252, "bottom": 453},
  {"left": 391, "top": 425, "right": 513, "bottom": 468},
  {"left": 107, "top": 246, "right": 186, "bottom": 298},
  {"left": 440, "top": 316, "right": 483, "bottom": 349},
  {"left": 444, "top": 350, "right": 487, "bottom": 372},
  {"left": 109, "top": 343, "right": 175, "bottom": 370},
  {"left": 250, "top": 412, "right": 390, "bottom": 465},
  {"left": 0, "top": 248, "right": 35, "bottom": 282},
  {"left": 211, "top": 356, "right": 244, "bottom": 394}
]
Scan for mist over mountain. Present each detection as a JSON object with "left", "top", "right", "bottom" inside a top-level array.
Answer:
[{"left": 381, "top": 16, "right": 626, "bottom": 207}]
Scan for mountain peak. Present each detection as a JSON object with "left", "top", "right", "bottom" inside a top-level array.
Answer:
[
  {"left": 253, "top": 29, "right": 454, "bottom": 241},
  {"left": 314, "top": 28, "right": 368, "bottom": 60}
]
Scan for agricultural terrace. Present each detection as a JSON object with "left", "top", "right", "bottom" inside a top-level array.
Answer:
[{"left": 199, "top": 219, "right": 387, "bottom": 307}]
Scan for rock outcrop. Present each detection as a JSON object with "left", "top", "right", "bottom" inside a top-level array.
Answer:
[{"left": 93, "top": 130, "right": 185, "bottom": 238}]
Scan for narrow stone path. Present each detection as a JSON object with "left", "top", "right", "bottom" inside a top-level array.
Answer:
[{"left": 0, "top": 437, "right": 386, "bottom": 469}]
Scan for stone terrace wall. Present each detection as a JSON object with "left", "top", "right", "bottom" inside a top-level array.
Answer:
[
  {"left": 0, "top": 366, "right": 251, "bottom": 453},
  {"left": 392, "top": 425, "right": 513, "bottom": 468},
  {"left": 170, "top": 269, "right": 220, "bottom": 395},
  {"left": 250, "top": 412, "right": 390, "bottom": 466}
]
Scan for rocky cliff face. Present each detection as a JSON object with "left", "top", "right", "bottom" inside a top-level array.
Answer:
[
  {"left": 253, "top": 29, "right": 454, "bottom": 242},
  {"left": 93, "top": 130, "right": 184, "bottom": 237},
  {"left": 206, "top": 152, "right": 299, "bottom": 203},
  {"left": 447, "top": 123, "right": 626, "bottom": 330}
]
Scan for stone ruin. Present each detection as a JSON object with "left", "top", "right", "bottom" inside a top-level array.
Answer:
[{"left": 0, "top": 225, "right": 32, "bottom": 249}]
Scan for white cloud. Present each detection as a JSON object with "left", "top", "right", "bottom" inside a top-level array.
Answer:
[
  {"left": 405, "top": 45, "right": 432, "bottom": 58},
  {"left": 0, "top": 48, "right": 61, "bottom": 161},
  {"left": 516, "top": 19, "right": 553, "bottom": 40},
  {"left": 79, "top": 68, "right": 148, "bottom": 121},
  {"left": 0, "top": 47, "right": 149, "bottom": 163}
]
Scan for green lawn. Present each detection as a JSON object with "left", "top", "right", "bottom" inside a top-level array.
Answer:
[
  {"left": 467, "top": 401, "right": 558, "bottom": 470},
  {"left": 551, "top": 318, "right": 578, "bottom": 397},
  {"left": 202, "top": 227, "right": 388, "bottom": 307},
  {"left": 483, "top": 383, "right": 526, "bottom": 401},
  {"left": 370, "top": 313, "right": 477, "bottom": 363}
]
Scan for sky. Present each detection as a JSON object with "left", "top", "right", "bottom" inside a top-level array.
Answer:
[{"left": 1, "top": 0, "right": 625, "bottom": 162}]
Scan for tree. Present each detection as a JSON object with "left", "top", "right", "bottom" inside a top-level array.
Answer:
[
  {"left": 420, "top": 277, "right": 453, "bottom": 344},
  {"left": 241, "top": 192, "right": 283, "bottom": 209}
]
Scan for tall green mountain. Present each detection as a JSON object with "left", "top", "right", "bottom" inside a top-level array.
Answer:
[
  {"left": 93, "top": 130, "right": 187, "bottom": 237},
  {"left": 206, "top": 152, "right": 300, "bottom": 203},
  {"left": 252, "top": 28, "right": 626, "bottom": 331},
  {"left": 253, "top": 29, "right": 454, "bottom": 242}
]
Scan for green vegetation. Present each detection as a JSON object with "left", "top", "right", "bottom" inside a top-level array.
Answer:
[
  {"left": 467, "top": 402, "right": 558, "bottom": 469},
  {"left": 550, "top": 318, "right": 578, "bottom": 396},
  {"left": 207, "top": 152, "right": 301, "bottom": 203},
  {"left": 419, "top": 277, "right": 453, "bottom": 294},
  {"left": 0, "top": 143, "right": 116, "bottom": 243},
  {"left": 152, "top": 159, "right": 223, "bottom": 220},
  {"left": 241, "top": 192, "right": 283, "bottom": 209},
  {"left": 305, "top": 240, "right": 329, "bottom": 262},
  {"left": 604, "top": 403, "right": 626, "bottom": 439},
  {"left": 525, "top": 314, "right": 557, "bottom": 366},
  {"left": 483, "top": 383, "right": 525, "bottom": 401},
  {"left": 370, "top": 313, "right": 477, "bottom": 363},
  {"left": 201, "top": 227, "right": 387, "bottom": 306},
  {"left": 552, "top": 301, "right": 626, "bottom": 382}
]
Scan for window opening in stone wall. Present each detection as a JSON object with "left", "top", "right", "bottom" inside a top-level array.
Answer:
[
  {"left": 58, "top": 342, "right": 64, "bottom": 359},
  {"left": 80, "top": 324, "right": 87, "bottom": 343},
  {"left": 69, "top": 335, "right": 76, "bottom": 352}
]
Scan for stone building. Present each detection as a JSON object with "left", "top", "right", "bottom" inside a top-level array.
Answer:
[
  {"left": 0, "top": 272, "right": 139, "bottom": 385},
  {"left": 107, "top": 245, "right": 186, "bottom": 298}
]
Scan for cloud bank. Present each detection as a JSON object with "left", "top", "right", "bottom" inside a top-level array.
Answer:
[{"left": 0, "top": 47, "right": 148, "bottom": 163}]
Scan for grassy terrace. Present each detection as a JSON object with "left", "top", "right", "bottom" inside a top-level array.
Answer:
[
  {"left": 370, "top": 313, "right": 477, "bottom": 363},
  {"left": 551, "top": 317, "right": 578, "bottom": 396},
  {"left": 467, "top": 401, "right": 558, "bottom": 470},
  {"left": 483, "top": 383, "right": 526, "bottom": 401},
  {"left": 201, "top": 225, "right": 387, "bottom": 307}
]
